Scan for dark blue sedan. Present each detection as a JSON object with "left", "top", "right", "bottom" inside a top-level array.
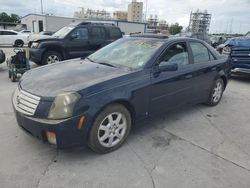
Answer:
[{"left": 12, "top": 35, "right": 230, "bottom": 153}]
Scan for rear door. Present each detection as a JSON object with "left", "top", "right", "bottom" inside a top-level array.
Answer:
[
  {"left": 106, "top": 27, "right": 122, "bottom": 44},
  {"left": 89, "top": 26, "right": 106, "bottom": 51},
  {"left": 149, "top": 41, "right": 196, "bottom": 115},
  {"left": 188, "top": 40, "right": 221, "bottom": 102},
  {"left": 65, "top": 27, "right": 91, "bottom": 58}
]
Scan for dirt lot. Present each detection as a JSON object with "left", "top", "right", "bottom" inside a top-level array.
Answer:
[{"left": 0, "top": 47, "right": 250, "bottom": 188}]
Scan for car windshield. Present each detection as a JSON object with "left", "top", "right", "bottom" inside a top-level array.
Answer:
[
  {"left": 53, "top": 26, "right": 74, "bottom": 38},
  {"left": 88, "top": 38, "right": 164, "bottom": 69}
]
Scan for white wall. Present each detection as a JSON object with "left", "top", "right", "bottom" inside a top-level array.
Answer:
[
  {"left": 46, "top": 16, "right": 83, "bottom": 32},
  {"left": 117, "top": 22, "right": 146, "bottom": 35},
  {"left": 21, "top": 15, "right": 46, "bottom": 33}
]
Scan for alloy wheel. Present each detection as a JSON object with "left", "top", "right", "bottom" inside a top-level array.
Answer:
[
  {"left": 97, "top": 112, "right": 127, "bottom": 148},
  {"left": 47, "top": 55, "right": 60, "bottom": 64},
  {"left": 212, "top": 81, "right": 223, "bottom": 103}
]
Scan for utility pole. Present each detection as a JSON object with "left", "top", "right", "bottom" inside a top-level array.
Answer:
[
  {"left": 145, "top": 0, "right": 148, "bottom": 22},
  {"left": 40, "top": 0, "right": 44, "bottom": 14}
]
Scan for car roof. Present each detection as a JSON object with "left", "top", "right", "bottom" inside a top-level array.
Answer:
[
  {"left": 128, "top": 34, "right": 205, "bottom": 44},
  {"left": 0, "top": 29, "right": 18, "bottom": 32},
  {"left": 130, "top": 33, "right": 169, "bottom": 39}
]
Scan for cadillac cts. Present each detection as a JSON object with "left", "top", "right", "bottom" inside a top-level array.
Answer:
[{"left": 12, "top": 35, "right": 231, "bottom": 153}]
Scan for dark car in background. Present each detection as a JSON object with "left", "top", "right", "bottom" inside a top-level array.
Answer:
[
  {"left": 13, "top": 36, "right": 230, "bottom": 153},
  {"left": 229, "top": 39, "right": 250, "bottom": 73},
  {"left": 29, "top": 22, "right": 123, "bottom": 65},
  {"left": 210, "top": 35, "right": 227, "bottom": 48}
]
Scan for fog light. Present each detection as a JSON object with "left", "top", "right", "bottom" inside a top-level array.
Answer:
[{"left": 46, "top": 131, "right": 57, "bottom": 145}]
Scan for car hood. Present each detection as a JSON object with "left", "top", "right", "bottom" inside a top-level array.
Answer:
[
  {"left": 29, "top": 34, "right": 54, "bottom": 42},
  {"left": 20, "top": 59, "right": 129, "bottom": 98}
]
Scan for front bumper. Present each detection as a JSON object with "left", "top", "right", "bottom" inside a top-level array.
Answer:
[
  {"left": 14, "top": 109, "right": 88, "bottom": 148},
  {"left": 29, "top": 48, "right": 45, "bottom": 64}
]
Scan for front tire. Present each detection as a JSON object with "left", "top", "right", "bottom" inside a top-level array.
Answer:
[
  {"left": 42, "top": 51, "right": 62, "bottom": 65},
  {"left": 88, "top": 104, "right": 132, "bottom": 154},
  {"left": 206, "top": 78, "right": 224, "bottom": 106}
]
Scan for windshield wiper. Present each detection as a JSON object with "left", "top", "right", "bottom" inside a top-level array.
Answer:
[
  {"left": 97, "top": 62, "right": 116, "bottom": 68},
  {"left": 85, "top": 57, "right": 94, "bottom": 62}
]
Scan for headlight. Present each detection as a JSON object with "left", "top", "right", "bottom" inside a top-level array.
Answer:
[
  {"left": 31, "top": 42, "right": 39, "bottom": 48},
  {"left": 48, "top": 92, "right": 81, "bottom": 120},
  {"left": 222, "top": 46, "right": 231, "bottom": 55}
]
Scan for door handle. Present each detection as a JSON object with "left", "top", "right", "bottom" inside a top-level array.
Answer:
[
  {"left": 211, "top": 67, "right": 217, "bottom": 71},
  {"left": 185, "top": 74, "right": 193, "bottom": 79}
]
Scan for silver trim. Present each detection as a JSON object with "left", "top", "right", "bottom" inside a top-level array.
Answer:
[
  {"left": 231, "top": 68, "right": 250, "bottom": 74},
  {"left": 13, "top": 88, "right": 41, "bottom": 116}
]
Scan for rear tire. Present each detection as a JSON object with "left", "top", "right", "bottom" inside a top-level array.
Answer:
[
  {"left": 42, "top": 51, "right": 62, "bottom": 65},
  {"left": 10, "top": 73, "right": 16, "bottom": 82},
  {"left": 206, "top": 78, "right": 224, "bottom": 106},
  {"left": 88, "top": 104, "right": 132, "bottom": 154},
  {"left": 14, "top": 40, "right": 24, "bottom": 47}
]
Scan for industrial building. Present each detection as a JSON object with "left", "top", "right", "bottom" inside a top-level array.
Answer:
[
  {"left": 74, "top": 8, "right": 111, "bottom": 20},
  {"left": 188, "top": 9, "right": 211, "bottom": 33},
  {"left": 113, "top": 11, "right": 128, "bottom": 21},
  {"left": 127, "top": 0, "right": 143, "bottom": 22},
  {"left": 20, "top": 14, "right": 146, "bottom": 35}
]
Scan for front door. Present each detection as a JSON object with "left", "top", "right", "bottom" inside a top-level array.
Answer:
[
  {"left": 65, "top": 27, "right": 91, "bottom": 59},
  {"left": 150, "top": 41, "right": 195, "bottom": 115}
]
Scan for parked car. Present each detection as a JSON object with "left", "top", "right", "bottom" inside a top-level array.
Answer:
[
  {"left": 28, "top": 31, "right": 55, "bottom": 47},
  {"left": 0, "top": 49, "right": 5, "bottom": 64},
  {"left": 210, "top": 36, "right": 227, "bottom": 48},
  {"left": 174, "top": 32, "right": 211, "bottom": 45},
  {"left": 0, "top": 29, "right": 29, "bottom": 47},
  {"left": 39, "top": 31, "right": 54, "bottom": 36},
  {"left": 223, "top": 37, "right": 250, "bottom": 74},
  {"left": 19, "top": 30, "right": 32, "bottom": 34},
  {"left": 29, "top": 22, "right": 123, "bottom": 65},
  {"left": 12, "top": 36, "right": 230, "bottom": 153}
]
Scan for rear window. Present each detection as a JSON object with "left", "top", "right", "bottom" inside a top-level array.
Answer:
[
  {"left": 108, "top": 28, "right": 122, "bottom": 39},
  {"left": 190, "top": 42, "right": 210, "bottom": 63}
]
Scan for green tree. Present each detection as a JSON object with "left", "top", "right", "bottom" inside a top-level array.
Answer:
[
  {"left": 10, "top": 14, "right": 21, "bottom": 23},
  {"left": 0, "top": 12, "right": 20, "bottom": 23},
  {"left": 169, "top": 23, "right": 183, "bottom": 35}
]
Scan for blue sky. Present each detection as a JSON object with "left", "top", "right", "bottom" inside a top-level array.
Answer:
[{"left": 1, "top": 0, "right": 250, "bottom": 34}]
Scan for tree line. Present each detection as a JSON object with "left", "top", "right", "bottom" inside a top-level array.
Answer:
[{"left": 0, "top": 12, "right": 21, "bottom": 23}]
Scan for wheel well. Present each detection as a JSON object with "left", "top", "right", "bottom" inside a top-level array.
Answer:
[
  {"left": 94, "top": 100, "right": 136, "bottom": 125},
  {"left": 43, "top": 47, "right": 64, "bottom": 59},
  {"left": 15, "top": 39, "right": 23, "bottom": 42},
  {"left": 220, "top": 75, "right": 227, "bottom": 89}
]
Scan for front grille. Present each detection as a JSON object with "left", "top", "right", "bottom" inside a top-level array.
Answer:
[{"left": 13, "top": 88, "right": 40, "bottom": 116}]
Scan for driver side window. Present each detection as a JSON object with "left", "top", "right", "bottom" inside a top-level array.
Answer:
[
  {"left": 71, "top": 28, "right": 88, "bottom": 40},
  {"left": 159, "top": 42, "right": 189, "bottom": 67}
]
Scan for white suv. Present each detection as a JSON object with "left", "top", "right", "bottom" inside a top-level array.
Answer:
[{"left": 0, "top": 30, "right": 29, "bottom": 47}]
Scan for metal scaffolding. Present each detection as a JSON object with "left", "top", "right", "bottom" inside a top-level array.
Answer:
[{"left": 188, "top": 9, "right": 211, "bottom": 33}]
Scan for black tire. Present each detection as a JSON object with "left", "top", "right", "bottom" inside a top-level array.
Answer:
[
  {"left": 42, "top": 51, "right": 62, "bottom": 65},
  {"left": 11, "top": 73, "right": 16, "bottom": 82},
  {"left": 88, "top": 104, "right": 132, "bottom": 154},
  {"left": 206, "top": 78, "right": 224, "bottom": 106},
  {"left": 14, "top": 40, "right": 24, "bottom": 47},
  {"left": 8, "top": 71, "right": 11, "bottom": 78}
]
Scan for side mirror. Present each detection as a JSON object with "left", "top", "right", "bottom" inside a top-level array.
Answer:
[
  {"left": 70, "top": 34, "right": 78, "bottom": 40},
  {"left": 157, "top": 63, "right": 178, "bottom": 72}
]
